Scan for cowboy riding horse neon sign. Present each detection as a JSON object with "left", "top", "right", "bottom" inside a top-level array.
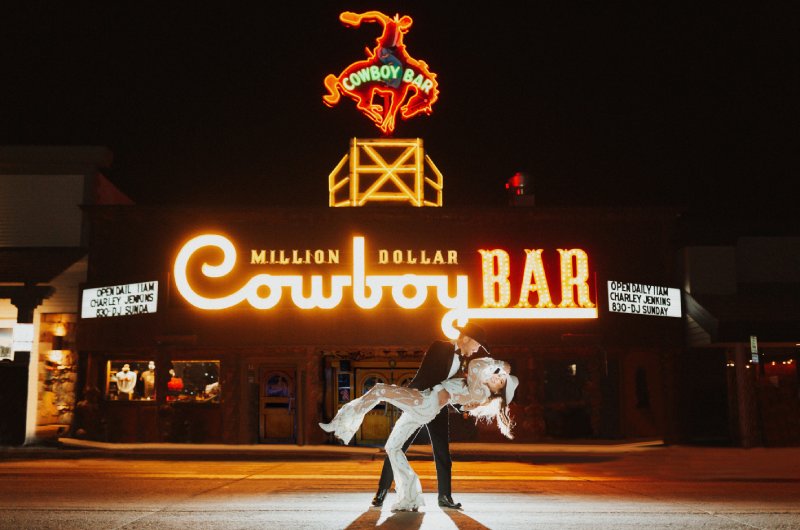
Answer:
[{"left": 323, "top": 11, "right": 439, "bottom": 135}]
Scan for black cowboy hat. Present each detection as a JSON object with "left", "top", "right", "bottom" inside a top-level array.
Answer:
[{"left": 455, "top": 323, "right": 488, "bottom": 351}]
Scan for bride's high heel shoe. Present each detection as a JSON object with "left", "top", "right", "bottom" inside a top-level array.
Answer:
[
  {"left": 320, "top": 394, "right": 377, "bottom": 445},
  {"left": 319, "top": 415, "right": 357, "bottom": 445}
]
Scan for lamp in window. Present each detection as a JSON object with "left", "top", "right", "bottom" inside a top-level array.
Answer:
[{"left": 52, "top": 321, "right": 67, "bottom": 350}]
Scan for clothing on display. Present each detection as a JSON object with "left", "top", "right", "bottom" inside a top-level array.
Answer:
[{"left": 116, "top": 365, "right": 137, "bottom": 396}]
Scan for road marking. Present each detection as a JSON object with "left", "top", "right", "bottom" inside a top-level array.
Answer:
[{"left": 123, "top": 473, "right": 609, "bottom": 481}]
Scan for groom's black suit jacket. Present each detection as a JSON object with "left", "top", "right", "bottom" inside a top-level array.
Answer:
[{"left": 407, "top": 340, "right": 458, "bottom": 391}]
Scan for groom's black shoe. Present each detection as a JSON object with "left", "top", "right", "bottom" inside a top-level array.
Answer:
[
  {"left": 371, "top": 488, "right": 388, "bottom": 507},
  {"left": 437, "top": 494, "right": 462, "bottom": 509}
]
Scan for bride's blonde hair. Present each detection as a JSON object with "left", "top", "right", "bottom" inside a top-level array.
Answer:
[{"left": 467, "top": 394, "right": 515, "bottom": 439}]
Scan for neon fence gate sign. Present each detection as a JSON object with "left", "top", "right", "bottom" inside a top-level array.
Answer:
[{"left": 174, "top": 235, "right": 597, "bottom": 338}]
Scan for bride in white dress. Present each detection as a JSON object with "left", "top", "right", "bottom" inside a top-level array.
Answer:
[{"left": 320, "top": 357, "right": 519, "bottom": 511}]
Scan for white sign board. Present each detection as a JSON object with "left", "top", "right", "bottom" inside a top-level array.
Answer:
[
  {"left": 750, "top": 335, "right": 758, "bottom": 354},
  {"left": 607, "top": 281, "right": 681, "bottom": 318},
  {"left": 12, "top": 323, "right": 34, "bottom": 352},
  {"left": 82, "top": 281, "right": 159, "bottom": 318}
]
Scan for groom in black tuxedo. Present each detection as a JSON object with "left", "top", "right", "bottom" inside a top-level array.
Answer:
[{"left": 371, "top": 323, "right": 488, "bottom": 510}]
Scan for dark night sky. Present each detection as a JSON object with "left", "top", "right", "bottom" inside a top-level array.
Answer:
[{"left": 3, "top": 2, "right": 795, "bottom": 227}]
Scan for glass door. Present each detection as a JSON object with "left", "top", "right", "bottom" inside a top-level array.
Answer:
[{"left": 259, "top": 368, "right": 295, "bottom": 443}]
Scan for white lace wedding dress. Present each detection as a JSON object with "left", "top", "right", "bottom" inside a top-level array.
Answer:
[{"left": 319, "top": 358, "right": 507, "bottom": 511}]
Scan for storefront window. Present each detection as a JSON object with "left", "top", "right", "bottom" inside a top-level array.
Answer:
[
  {"left": 337, "top": 373, "right": 352, "bottom": 403},
  {"left": 106, "top": 360, "right": 156, "bottom": 401},
  {"left": 0, "top": 328, "right": 12, "bottom": 361},
  {"left": 266, "top": 374, "right": 290, "bottom": 397},
  {"left": 543, "top": 360, "right": 588, "bottom": 403},
  {"left": 167, "top": 361, "right": 221, "bottom": 403}
]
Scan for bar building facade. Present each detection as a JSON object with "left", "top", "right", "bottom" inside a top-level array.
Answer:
[
  {"left": 76, "top": 204, "right": 684, "bottom": 445},
  {"left": 0, "top": 146, "right": 130, "bottom": 445},
  {"left": 8, "top": 147, "right": 795, "bottom": 448}
]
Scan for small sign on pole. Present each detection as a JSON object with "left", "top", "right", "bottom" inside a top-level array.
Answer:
[{"left": 750, "top": 335, "right": 759, "bottom": 363}]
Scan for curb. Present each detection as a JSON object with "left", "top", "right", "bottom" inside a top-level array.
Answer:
[{"left": 0, "top": 438, "right": 665, "bottom": 461}]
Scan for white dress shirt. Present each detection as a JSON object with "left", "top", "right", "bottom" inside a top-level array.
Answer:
[{"left": 447, "top": 345, "right": 461, "bottom": 379}]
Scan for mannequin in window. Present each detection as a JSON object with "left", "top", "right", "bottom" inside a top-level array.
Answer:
[
  {"left": 116, "top": 363, "right": 137, "bottom": 400},
  {"left": 141, "top": 361, "right": 156, "bottom": 400},
  {"left": 202, "top": 381, "right": 220, "bottom": 402}
]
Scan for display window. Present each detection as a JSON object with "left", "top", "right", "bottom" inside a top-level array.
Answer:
[
  {"left": 167, "top": 360, "right": 221, "bottom": 403},
  {"left": 266, "top": 373, "right": 290, "bottom": 397},
  {"left": 105, "top": 360, "right": 156, "bottom": 401},
  {"left": 0, "top": 327, "right": 11, "bottom": 360},
  {"left": 337, "top": 373, "right": 352, "bottom": 404}
]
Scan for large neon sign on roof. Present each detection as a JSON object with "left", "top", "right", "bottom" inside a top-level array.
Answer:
[
  {"left": 323, "top": 11, "right": 439, "bottom": 134},
  {"left": 174, "top": 235, "right": 597, "bottom": 338}
]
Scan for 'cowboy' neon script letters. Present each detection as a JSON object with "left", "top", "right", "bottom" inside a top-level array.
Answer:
[{"left": 174, "top": 235, "right": 597, "bottom": 338}]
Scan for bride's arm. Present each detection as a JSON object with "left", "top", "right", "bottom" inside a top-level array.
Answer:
[
  {"left": 464, "top": 357, "right": 511, "bottom": 398},
  {"left": 459, "top": 358, "right": 497, "bottom": 404},
  {"left": 438, "top": 388, "right": 451, "bottom": 407},
  {"left": 466, "top": 358, "right": 489, "bottom": 395},
  {"left": 467, "top": 357, "right": 508, "bottom": 384}
]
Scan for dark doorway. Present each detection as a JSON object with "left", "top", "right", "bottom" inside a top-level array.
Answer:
[{"left": 0, "top": 353, "right": 30, "bottom": 445}]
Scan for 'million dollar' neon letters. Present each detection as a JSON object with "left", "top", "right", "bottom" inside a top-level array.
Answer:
[
  {"left": 174, "top": 235, "right": 468, "bottom": 312},
  {"left": 173, "top": 235, "right": 597, "bottom": 339}
]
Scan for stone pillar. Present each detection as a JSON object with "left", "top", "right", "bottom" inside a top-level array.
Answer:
[
  {"left": 0, "top": 284, "right": 54, "bottom": 445},
  {"left": 734, "top": 343, "right": 760, "bottom": 447}
]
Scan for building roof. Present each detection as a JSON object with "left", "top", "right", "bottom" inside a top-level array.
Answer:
[
  {"left": 0, "top": 247, "right": 86, "bottom": 284},
  {"left": 686, "top": 287, "right": 800, "bottom": 344}
]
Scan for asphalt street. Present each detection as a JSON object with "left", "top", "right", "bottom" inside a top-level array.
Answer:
[{"left": 1, "top": 445, "right": 799, "bottom": 529}]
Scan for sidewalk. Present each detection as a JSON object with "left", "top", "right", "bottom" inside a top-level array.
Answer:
[
  {"left": 0, "top": 437, "right": 665, "bottom": 461},
  {"left": 4, "top": 438, "right": 800, "bottom": 481}
]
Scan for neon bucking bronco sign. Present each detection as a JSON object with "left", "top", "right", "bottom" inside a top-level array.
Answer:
[{"left": 323, "top": 11, "right": 439, "bottom": 135}]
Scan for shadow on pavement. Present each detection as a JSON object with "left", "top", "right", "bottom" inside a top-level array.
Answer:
[
  {"left": 443, "top": 508, "right": 492, "bottom": 529},
  {"left": 345, "top": 507, "right": 424, "bottom": 530}
]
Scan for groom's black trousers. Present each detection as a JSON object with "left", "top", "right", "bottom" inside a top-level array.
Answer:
[{"left": 376, "top": 404, "right": 452, "bottom": 496}]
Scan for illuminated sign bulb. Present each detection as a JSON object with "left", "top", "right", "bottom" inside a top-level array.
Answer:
[
  {"left": 479, "top": 249, "right": 511, "bottom": 308},
  {"left": 558, "top": 249, "right": 595, "bottom": 308},
  {"left": 517, "top": 249, "right": 555, "bottom": 308}
]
